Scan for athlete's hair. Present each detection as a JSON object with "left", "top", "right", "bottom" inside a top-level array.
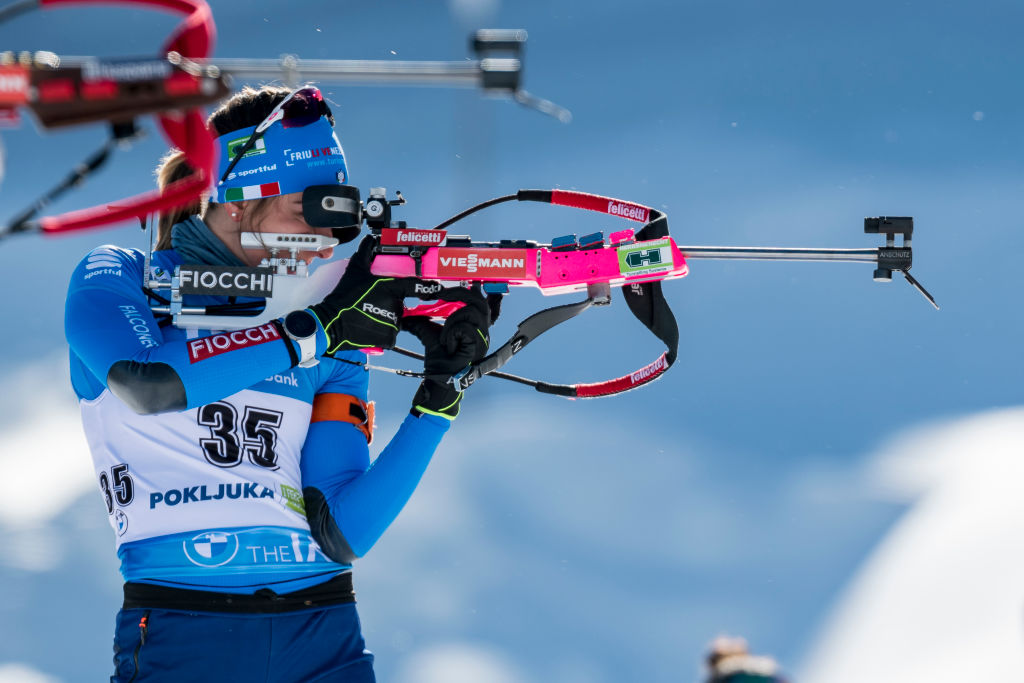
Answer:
[{"left": 154, "top": 85, "right": 336, "bottom": 251}]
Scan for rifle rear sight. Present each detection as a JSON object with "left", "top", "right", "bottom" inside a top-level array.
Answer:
[
  {"left": 303, "top": 185, "right": 409, "bottom": 233},
  {"left": 364, "top": 187, "right": 407, "bottom": 231}
]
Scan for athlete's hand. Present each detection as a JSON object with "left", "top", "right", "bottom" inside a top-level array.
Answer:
[
  {"left": 403, "top": 285, "right": 491, "bottom": 420},
  {"left": 309, "top": 236, "right": 444, "bottom": 354}
]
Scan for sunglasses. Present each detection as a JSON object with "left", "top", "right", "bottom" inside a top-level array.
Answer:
[{"left": 217, "top": 87, "right": 332, "bottom": 186}]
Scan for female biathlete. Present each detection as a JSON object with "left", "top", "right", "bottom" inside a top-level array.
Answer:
[{"left": 64, "top": 85, "right": 490, "bottom": 682}]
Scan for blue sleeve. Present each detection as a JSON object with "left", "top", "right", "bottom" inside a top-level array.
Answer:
[
  {"left": 300, "top": 363, "right": 450, "bottom": 562},
  {"left": 65, "top": 246, "right": 303, "bottom": 413}
]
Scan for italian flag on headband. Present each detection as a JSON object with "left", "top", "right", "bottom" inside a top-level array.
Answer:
[{"left": 224, "top": 183, "right": 281, "bottom": 201}]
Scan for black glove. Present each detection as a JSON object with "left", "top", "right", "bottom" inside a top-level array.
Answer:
[
  {"left": 403, "top": 285, "right": 492, "bottom": 420},
  {"left": 309, "top": 235, "right": 446, "bottom": 354}
]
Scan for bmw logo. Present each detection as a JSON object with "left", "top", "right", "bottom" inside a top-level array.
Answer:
[
  {"left": 114, "top": 510, "right": 128, "bottom": 536},
  {"left": 183, "top": 531, "right": 239, "bottom": 567}
]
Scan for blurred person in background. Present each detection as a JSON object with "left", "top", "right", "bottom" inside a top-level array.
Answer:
[
  {"left": 704, "top": 635, "right": 790, "bottom": 683},
  {"left": 65, "top": 84, "right": 490, "bottom": 682}
]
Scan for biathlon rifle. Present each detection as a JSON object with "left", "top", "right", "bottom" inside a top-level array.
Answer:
[
  {"left": 365, "top": 187, "right": 937, "bottom": 397},
  {"left": 0, "top": 0, "right": 566, "bottom": 239},
  {"left": 151, "top": 184, "right": 936, "bottom": 400}
]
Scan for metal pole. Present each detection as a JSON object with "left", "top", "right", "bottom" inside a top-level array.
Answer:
[
  {"left": 678, "top": 246, "right": 880, "bottom": 264},
  {"left": 49, "top": 53, "right": 570, "bottom": 119},
  {"left": 207, "top": 57, "right": 514, "bottom": 88}
]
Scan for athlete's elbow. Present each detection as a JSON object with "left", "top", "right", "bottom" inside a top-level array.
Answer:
[
  {"left": 107, "top": 360, "right": 188, "bottom": 414},
  {"left": 303, "top": 487, "right": 360, "bottom": 564}
]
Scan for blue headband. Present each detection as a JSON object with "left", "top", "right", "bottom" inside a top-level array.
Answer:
[{"left": 213, "top": 116, "right": 349, "bottom": 203}]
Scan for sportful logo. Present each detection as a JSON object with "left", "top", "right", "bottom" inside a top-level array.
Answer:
[
  {"left": 188, "top": 323, "right": 281, "bottom": 363},
  {"left": 227, "top": 163, "right": 278, "bottom": 180},
  {"left": 607, "top": 200, "right": 650, "bottom": 223},
  {"left": 84, "top": 248, "right": 122, "bottom": 280},
  {"left": 86, "top": 250, "right": 120, "bottom": 268},
  {"left": 183, "top": 531, "right": 240, "bottom": 567},
  {"left": 436, "top": 249, "right": 528, "bottom": 278},
  {"left": 380, "top": 228, "right": 448, "bottom": 247}
]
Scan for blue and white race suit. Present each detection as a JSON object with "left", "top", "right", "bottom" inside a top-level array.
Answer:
[{"left": 65, "top": 243, "right": 449, "bottom": 595}]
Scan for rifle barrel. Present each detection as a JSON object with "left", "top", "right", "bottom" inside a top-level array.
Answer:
[{"left": 678, "top": 246, "right": 879, "bottom": 264}]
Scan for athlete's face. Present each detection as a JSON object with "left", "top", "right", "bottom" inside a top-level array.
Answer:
[{"left": 240, "top": 192, "right": 335, "bottom": 266}]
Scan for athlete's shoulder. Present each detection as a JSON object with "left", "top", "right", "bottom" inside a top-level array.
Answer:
[
  {"left": 69, "top": 245, "right": 145, "bottom": 286},
  {"left": 79, "top": 244, "right": 144, "bottom": 267}
]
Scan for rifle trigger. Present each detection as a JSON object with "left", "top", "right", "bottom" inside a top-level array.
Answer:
[{"left": 410, "top": 249, "right": 424, "bottom": 277}]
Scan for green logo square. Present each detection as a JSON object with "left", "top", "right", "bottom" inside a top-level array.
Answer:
[
  {"left": 227, "top": 136, "right": 267, "bottom": 159},
  {"left": 280, "top": 484, "right": 306, "bottom": 516},
  {"left": 618, "top": 238, "right": 673, "bottom": 275}
]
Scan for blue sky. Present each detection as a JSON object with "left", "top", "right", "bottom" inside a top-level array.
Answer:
[{"left": 0, "top": 0, "right": 1021, "bottom": 680}]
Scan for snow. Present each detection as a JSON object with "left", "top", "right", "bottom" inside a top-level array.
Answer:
[
  {"left": 801, "top": 407, "right": 1024, "bottom": 682},
  {"left": 0, "top": 663, "right": 59, "bottom": 683},
  {"left": 393, "top": 642, "right": 528, "bottom": 683}
]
